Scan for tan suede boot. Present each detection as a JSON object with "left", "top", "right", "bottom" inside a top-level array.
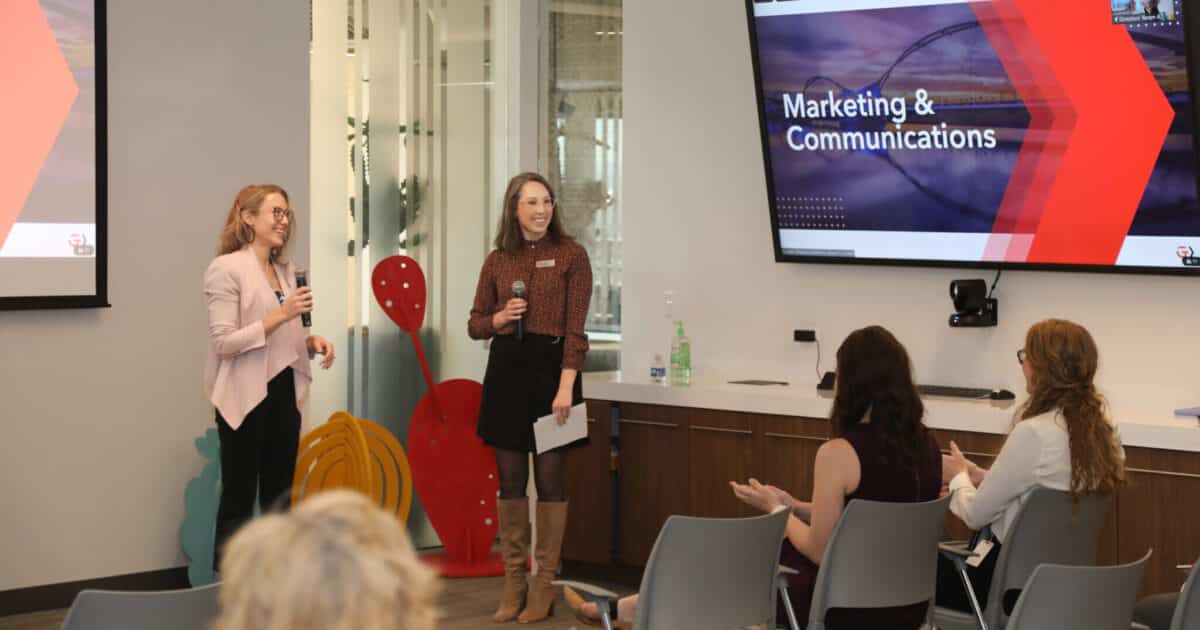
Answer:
[
  {"left": 517, "top": 500, "right": 568, "bottom": 624},
  {"left": 493, "top": 498, "right": 531, "bottom": 623}
]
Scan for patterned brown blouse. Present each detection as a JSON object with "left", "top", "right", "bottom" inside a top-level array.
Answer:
[{"left": 468, "top": 237, "right": 593, "bottom": 370}]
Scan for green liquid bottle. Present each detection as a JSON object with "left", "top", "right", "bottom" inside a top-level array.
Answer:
[{"left": 669, "top": 320, "right": 691, "bottom": 387}]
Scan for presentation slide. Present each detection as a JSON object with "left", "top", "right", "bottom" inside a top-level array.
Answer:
[
  {"left": 0, "top": 0, "right": 103, "bottom": 306},
  {"left": 748, "top": 0, "right": 1200, "bottom": 271}
]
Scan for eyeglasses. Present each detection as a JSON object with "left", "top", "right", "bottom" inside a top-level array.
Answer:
[
  {"left": 520, "top": 197, "right": 556, "bottom": 209},
  {"left": 1017, "top": 349, "right": 1026, "bottom": 365},
  {"left": 270, "top": 207, "right": 294, "bottom": 222}
]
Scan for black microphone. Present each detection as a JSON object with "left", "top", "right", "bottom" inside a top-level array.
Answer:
[
  {"left": 512, "top": 280, "right": 526, "bottom": 341},
  {"left": 295, "top": 267, "right": 312, "bottom": 328}
]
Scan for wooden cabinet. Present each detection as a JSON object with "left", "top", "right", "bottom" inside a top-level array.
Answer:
[
  {"left": 562, "top": 401, "right": 614, "bottom": 565},
  {"left": 1117, "top": 447, "right": 1200, "bottom": 596},
  {"left": 688, "top": 409, "right": 757, "bottom": 518},
  {"left": 758, "top": 415, "right": 829, "bottom": 502},
  {"left": 616, "top": 403, "right": 691, "bottom": 566}
]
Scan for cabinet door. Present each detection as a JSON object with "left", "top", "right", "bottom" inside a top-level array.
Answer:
[
  {"left": 689, "top": 409, "right": 757, "bottom": 518},
  {"left": 562, "top": 400, "right": 614, "bottom": 564},
  {"left": 758, "top": 416, "right": 829, "bottom": 502},
  {"left": 1117, "top": 448, "right": 1200, "bottom": 596},
  {"left": 617, "top": 403, "right": 690, "bottom": 566}
]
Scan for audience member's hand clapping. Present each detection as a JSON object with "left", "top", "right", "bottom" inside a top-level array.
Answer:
[{"left": 729, "top": 478, "right": 785, "bottom": 513}]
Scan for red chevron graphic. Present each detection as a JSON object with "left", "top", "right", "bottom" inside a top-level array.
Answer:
[
  {"left": 0, "top": 0, "right": 80, "bottom": 251},
  {"left": 977, "top": 0, "right": 1173, "bottom": 264}
]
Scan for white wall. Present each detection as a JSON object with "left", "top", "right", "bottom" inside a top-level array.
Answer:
[
  {"left": 622, "top": 2, "right": 1200, "bottom": 425},
  {"left": 0, "top": 0, "right": 308, "bottom": 590}
]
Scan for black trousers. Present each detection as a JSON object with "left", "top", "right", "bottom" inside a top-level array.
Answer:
[
  {"left": 1133, "top": 593, "right": 1178, "bottom": 630},
  {"left": 213, "top": 367, "right": 301, "bottom": 569}
]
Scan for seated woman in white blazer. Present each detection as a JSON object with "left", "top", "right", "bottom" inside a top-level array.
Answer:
[
  {"left": 204, "top": 184, "right": 335, "bottom": 569},
  {"left": 936, "top": 318, "right": 1125, "bottom": 614}
]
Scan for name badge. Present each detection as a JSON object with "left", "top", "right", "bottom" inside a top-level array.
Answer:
[
  {"left": 536, "top": 259, "right": 556, "bottom": 268},
  {"left": 966, "top": 539, "right": 995, "bottom": 568}
]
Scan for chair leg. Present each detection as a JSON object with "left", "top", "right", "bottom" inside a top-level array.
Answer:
[
  {"left": 953, "top": 558, "right": 988, "bottom": 630},
  {"left": 777, "top": 583, "right": 801, "bottom": 630}
]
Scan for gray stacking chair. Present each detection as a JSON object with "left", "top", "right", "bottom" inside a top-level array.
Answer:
[
  {"left": 59, "top": 582, "right": 220, "bottom": 630},
  {"left": 1004, "top": 550, "right": 1150, "bottom": 630},
  {"left": 935, "top": 487, "right": 1110, "bottom": 630},
  {"left": 804, "top": 495, "right": 951, "bottom": 630},
  {"left": 1168, "top": 561, "right": 1200, "bottom": 630},
  {"left": 556, "top": 508, "right": 789, "bottom": 630}
]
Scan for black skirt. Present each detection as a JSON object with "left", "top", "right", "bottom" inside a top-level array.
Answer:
[{"left": 477, "top": 333, "right": 586, "bottom": 453}]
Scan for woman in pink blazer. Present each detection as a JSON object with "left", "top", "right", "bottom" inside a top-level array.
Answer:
[{"left": 204, "top": 184, "right": 335, "bottom": 569}]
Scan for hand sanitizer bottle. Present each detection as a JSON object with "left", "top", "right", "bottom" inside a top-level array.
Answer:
[{"left": 669, "top": 321, "right": 691, "bottom": 387}]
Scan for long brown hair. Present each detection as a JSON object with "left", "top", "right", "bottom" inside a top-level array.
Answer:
[
  {"left": 830, "top": 325, "right": 929, "bottom": 465},
  {"left": 218, "top": 184, "right": 292, "bottom": 263},
  {"left": 1019, "top": 319, "right": 1124, "bottom": 497},
  {"left": 493, "top": 172, "right": 570, "bottom": 254}
]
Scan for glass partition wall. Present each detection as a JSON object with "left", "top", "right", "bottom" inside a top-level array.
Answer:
[
  {"left": 310, "top": 0, "right": 515, "bottom": 547},
  {"left": 309, "top": 0, "right": 622, "bottom": 547}
]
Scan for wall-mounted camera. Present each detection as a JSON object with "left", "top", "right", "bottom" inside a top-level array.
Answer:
[{"left": 949, "top": 279, "right": 997, "bottom": 327}]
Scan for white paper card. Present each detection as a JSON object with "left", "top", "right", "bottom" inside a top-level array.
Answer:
[
  {"left": 533, "top": 403, "right": 587, "bottom": 454},
  {"left": 966, "top": 539, "right": 995, "bottom": 568}
]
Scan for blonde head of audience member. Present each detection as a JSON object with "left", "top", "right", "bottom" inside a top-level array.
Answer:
[
  {"left": 1018, "top": 318, "right": 1125, "bottom": 497},
  {"left": 212, "top": 489, "right": 439, "bottom": 630}
]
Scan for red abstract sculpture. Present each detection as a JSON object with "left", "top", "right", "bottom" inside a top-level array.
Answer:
[{"left": 372, "top": 255, "right": 503, "bottom": 577}]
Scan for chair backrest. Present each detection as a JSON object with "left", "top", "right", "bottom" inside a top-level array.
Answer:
[
  {"left": 1170, "top": 560, "right": 1200, "bottom": 630},
  {"left": 984, "top": 487, "right": 1110, "bottom": 629},
  {"left": 633, "top": 509, "right": 789, "bottom": 630},
  {"left": 59, "top": 583, "right": 221, "bottom": 630},
  {"left": 808, "top": 495, "right": 951, "bottom": 628},
  {"left": 1005, "top": 550, "right": 1150, "bottom": 630}
]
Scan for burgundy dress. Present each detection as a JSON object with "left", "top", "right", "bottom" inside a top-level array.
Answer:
[{"left": 779, "top": 423, "right": 943, "bottom": 629}]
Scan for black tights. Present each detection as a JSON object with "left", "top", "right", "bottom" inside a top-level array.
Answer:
[{"left": 495, "top": 447, "right": 566, "bottom": 501}]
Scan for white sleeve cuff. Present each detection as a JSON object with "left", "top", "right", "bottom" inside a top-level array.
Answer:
[{"left": 949, "top": 471, "right": 975, "bottom": 493}]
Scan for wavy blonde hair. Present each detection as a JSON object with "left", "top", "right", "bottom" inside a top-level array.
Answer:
[
  {"left": 1019, "top": 319, "right": 1125, "bottom": 497},
  {"left": 212, "top": 490, "right": 439, "bottom": 630},
  {"left": 217, "top": 184, "right": 292, "bottom": 264}
]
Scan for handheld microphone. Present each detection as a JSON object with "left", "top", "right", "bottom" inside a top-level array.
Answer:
[
  {"left": 295, "top": 267, "right": 312, "bottom": 328},
  {"left": 511, "top": 280, "right": 526, "bottom": 341}
]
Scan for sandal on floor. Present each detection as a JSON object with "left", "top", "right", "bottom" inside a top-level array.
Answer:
[{"left": 562, "top": 585, "right": 631, "bottom": 628}]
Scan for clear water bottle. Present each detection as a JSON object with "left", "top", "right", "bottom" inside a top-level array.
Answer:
[
  {"left": 650, "top": 354, "right": 667, "bottom": 385},
  {"left": 669, "top": 321, "right": 691, "bottom": 387}
]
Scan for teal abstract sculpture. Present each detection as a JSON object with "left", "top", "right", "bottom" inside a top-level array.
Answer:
[{"left": 180, "top": 428, "right": 221, "bottom": 586}]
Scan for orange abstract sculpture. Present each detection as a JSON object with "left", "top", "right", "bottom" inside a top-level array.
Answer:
[{"left": 292, "top": 412, "right": 414, "bottom": 524}]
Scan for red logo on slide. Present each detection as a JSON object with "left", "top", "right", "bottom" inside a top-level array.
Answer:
[
  {"left": 68, "top": 233, "right": 93, "bottom": 256},
  {"left": 0, "top": 0, "right": 80, "bottom": 251}
]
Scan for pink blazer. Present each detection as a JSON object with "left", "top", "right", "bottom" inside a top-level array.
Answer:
[{"left": 204, "top": 246, "right": 312, "bottom": 430}]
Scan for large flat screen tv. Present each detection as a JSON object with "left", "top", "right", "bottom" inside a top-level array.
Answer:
[
  {"left": 0, "top": 0, "right": 107, "bottom": 309},
  {"left": 746, "top": 0, "right": 1200, "bottom": 274}
]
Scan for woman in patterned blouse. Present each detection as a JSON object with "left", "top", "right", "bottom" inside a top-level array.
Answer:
[{"left": 469, "top": 172, "right": 593, "bottom": 624}]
